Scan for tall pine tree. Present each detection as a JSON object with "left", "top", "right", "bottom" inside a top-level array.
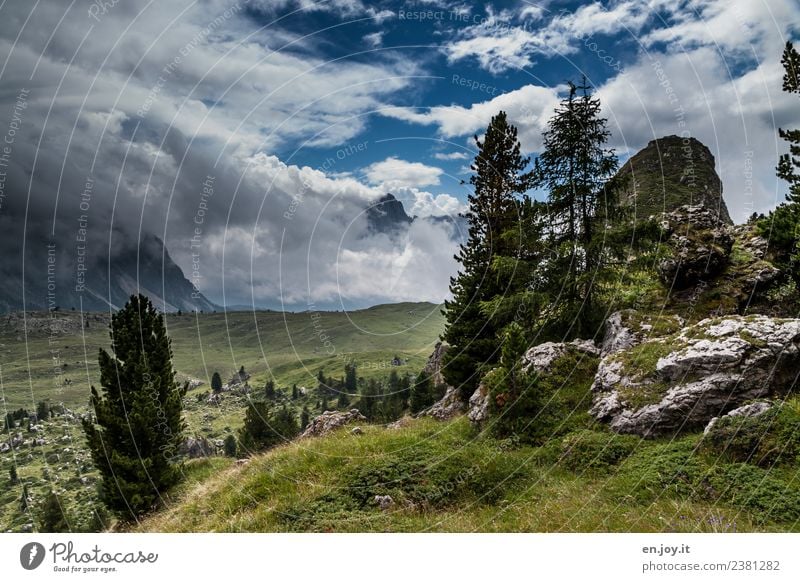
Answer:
[
  {"left": 760, "top": 41, "right": 800, "bottom": 285},
  {"left": 442, "top": 111, "right": 533, "bottom": 398},
  {"left": 83, "top": 295, "right": 187, "bottom": 518},
  {"left": 533, "top": 79, "right": 619, "bottom": 338}
]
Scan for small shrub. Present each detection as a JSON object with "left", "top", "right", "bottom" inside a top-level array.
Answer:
[
  {"left": 559, "top": 430, "right": 641, "bottom": 472},
  {"left": 702, "top": 402, "right": 800, "bottom": 467}
]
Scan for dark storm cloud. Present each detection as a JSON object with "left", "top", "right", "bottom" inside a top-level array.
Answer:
[{"left": 0, "top": 0, "right": 461, "bottom": 309}]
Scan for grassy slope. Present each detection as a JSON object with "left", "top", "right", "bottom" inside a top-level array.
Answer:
[
  {"left": 139, "top": 417, "right": 794, "bottom": 533},
  {"left": 0, "top": 302, "right": 443, "bottom": 410},
  {"left": 0, "top": 303, "right": 443, "bottom": 531}
]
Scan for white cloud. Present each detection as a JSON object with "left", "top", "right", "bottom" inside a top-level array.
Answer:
[
  {"left": 381, "top": 83, "right": 564, "bottom": 152},
  {"left": 364, "top": 31, "right": 384, "bottom": 47},
  {"left": 433, "top": 151, "right": 469, "bottom": 160},
  {"left": 444, "top": 1, "right": 657, "bottom": 73},
  {"left": 391, "top": 187, "right": 467, "bottom": 217},
  {"left": 364, "top": 157, "right": 445, "bottom": 188}
]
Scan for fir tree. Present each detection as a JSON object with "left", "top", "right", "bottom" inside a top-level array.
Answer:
[
  {"left": 442, "top": 111, "right": 533, "bottom": 399},
  {"left": 40, "top": 490, "right": 69, "bottom": 533},
  {"left": 300, "top": 406, "right": 310, "bottom": 430},
  {"left": 291, "top": 384, "right": 299, "bottom": 399},
  {"left": 344, "top": 363, "right": 357, "bottom": 394},
  {"left": 36, "top": 401, "right": 49, "bottom": 422},
  {"left": 223, "top": 434, "right": 237, "bottom": 457},
  {"left": 533, "top": 78, "right": 620, "bottom": 337},
  {"left": 759, "top": 42, "right": 800, "bottom": 284},
  {"left": 238, "top": 402, "right": 298, "bottom": 452},
  {"left": 9, "top": 465, "right": 18, "bottom": 484},
  {"left": 82, "top": 294, "right": 187, "bottom": 518},
  {"left": 409, "top": 370, "right": 434, "bottom": 414},
  {"left": 337, "top": 389, "right": 350, "bottom": 409},
  {"left": 211, "top": 371, "right": 223, "bottom": 393},
  {"left": 20, "top": 483, "right": 30, "bottom": 512},
  {"left": 265, "top": 380, "right": 276, "bottom": 400}
]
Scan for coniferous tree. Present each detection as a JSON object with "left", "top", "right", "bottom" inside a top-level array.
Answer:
[
  {"left": 265, "top": 380, "right": 276, "bottom": 400},
  {"left": 36, "top": 401, "right": 49, "bottom": 422},
  {"left": 442, "top": 111, "right": 533, "bottom": 399},
  {"left": 19, "top": 483, "right": 30, "bottom": 512},
  {"left": 759, "top": 41, "right": 800, "bottom": 284},
  {"left": 211, "top": 372, "right": 223, "bottom": 393},
  {"left": 82, "top": 294, "right": 187, "bottom": 518},
  {"left": 409, "top": 370, "right": 435, "bottom": 414},
  {"left": 291, "top": 384, "right": 299, "bottom": 399},
  {"left": 223, "top": 434, "right": 237, "bottom": 457},
  {"left": 238, "top": 402, "right": 298, "bottom": 452},
  {"left": 300, "top": 406, "right": 310, "bottom": 430},
  {"left": 533, "top": 78, "right": 620, "bottom": 338},
  {"left": 40, "top": 491, "right": 69, "bottom": 533},
  {"left": 344, "top": 364, "right": 357, "bottom": 394},
  {"left": 360, "top": 379, "right": 380, "bottom": 421},
  {"left": 9, "top": 465, "right": 18, "bottom": 484},
  {"left": 337, "top": 389, "right": 350, "bottom": 409}
]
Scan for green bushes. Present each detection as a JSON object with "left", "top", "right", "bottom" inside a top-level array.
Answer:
[
  {"left": 559, "top": 430, "right": 640, "bottom": 472},
  {"left": 486, "top": 324, "right": 598, "bottom": 443},
  {"left": 702, "top": 402, "right": 800, "bottom": 467}
]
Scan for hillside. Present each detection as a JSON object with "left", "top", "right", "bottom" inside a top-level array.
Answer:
[
  {"left": 0, "top": 302, "right": 443, "bottom": 532},
  {"left": 138, "top": 416, "right": 796, "bottom": 533}
]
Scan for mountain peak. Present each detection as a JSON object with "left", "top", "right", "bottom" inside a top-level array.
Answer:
[{"left": 616, "top": 135, "right": 733, "bottom": 224}]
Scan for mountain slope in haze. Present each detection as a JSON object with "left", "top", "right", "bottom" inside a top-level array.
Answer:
[
  {"left": 0, "top": 233, "right": 217, "bottom": 313},
  {"left": 365, "top": 192, "right": 468, "bottom": 242}
]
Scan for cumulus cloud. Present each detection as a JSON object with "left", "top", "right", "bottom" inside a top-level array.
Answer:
[
  {"left": 0, "top": 0, "right": 456, "bottom": 309},
  {"left": 380, "top": 84, "right": 564, "bottom": 152},
  {"left": 432, "top": 151, "right": 469, "bottom": 160},
  {"left": 364, "top": 157, "right": 445, "bottom": 188}
]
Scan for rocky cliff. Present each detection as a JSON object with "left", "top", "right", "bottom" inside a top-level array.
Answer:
[{"left": 616, "top": 135, "right": 732, "bottom": 224}]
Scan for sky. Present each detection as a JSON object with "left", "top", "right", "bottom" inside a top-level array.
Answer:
[{"left": 0, "top": 0, "right": 797, "bottom": 309}]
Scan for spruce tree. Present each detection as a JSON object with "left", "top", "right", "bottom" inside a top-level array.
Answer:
[
  {"left": 223, "top": 434, "right": 237, "bottom": 457},
  {"left": 265, "top": 380, "right": 276, "bottom": 400},
  {"left": 533, "top": 78, "right": 619, "bottom": 337},
  {"left": 442, "top": 111, "right": 533, "bottom": 399},
  {"left": 211, "top": 372, "right": 223, "bottom": 393},
  {"left": 238, "top": 402, "right": 298, "bottom": 452},
  {"left": 760, "top": 41, "right": 800, "bottom": 284},
  {"left": 409, "top": 370, "right": 434, "bottom": 414},
  {"left": 300, "top": 406, "right": 310, "bottom": 430},
  {"left": 83, "top": 294, "right": 187, "bottom": 518},
  {"left": 36, "top": 401, "right": 49, "bottom": 422},
  {"left": 291, "top": 384, "right": 299, "bottom": 399},
  {"left": 9, "top": 465, "right": 18, "bottom": 484},
  {"left": 344, "top": 364, "right": 357, "bottom": 394},
  {"left": 40, "top": 491, "right": 69, "bottom": 533}
]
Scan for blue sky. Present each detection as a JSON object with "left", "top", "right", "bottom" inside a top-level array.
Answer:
[{"left": 0, "top": 0, "right": 797, "bottom": 307}]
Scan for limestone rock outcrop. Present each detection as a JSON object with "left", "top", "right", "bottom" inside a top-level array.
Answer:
[
  {"left": 300, "top": 409, "right": 366, "bottom": 438},
  {"left": 590, "top": 315, "right": 800, "bottom": 437}
]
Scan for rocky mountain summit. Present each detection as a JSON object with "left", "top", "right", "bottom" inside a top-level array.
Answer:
[
  {"left": 422, "top": 135, "right": 800, "bottom": 442},
  {"left": 616, "top": 135, "right": 732, "bottom": 224}
]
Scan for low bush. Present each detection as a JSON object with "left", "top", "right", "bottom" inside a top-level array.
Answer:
[{"left": 559, "top": 430, "right": 641, "bottom": 472}]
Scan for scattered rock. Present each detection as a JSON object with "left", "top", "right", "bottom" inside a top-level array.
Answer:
[
  {"left": 180, "top": 436, "right": 216, "bottom": 458},
  {"left": 374, "top": 495, "right": 394, "bottom": 510},
  {"left": 522, "top": 338, "right": 599, "bottom": 374},
  {"left": 591, "top": 315, "right": 800, "bottom": 437},
  {"left": 386, "top": 416, "right": 413, "bottom": 430},
  {"left": 422, "top": 341, "right": 449, "bottom": 388},
  {"left": 467, "top": 384, "right": 489, "bottom": 427},
  {"left": 704, "top": 400, "right": 774, "bottom": 435},
  {"left": 301, "top": 409, "right": 366, "bottom": 438},
  {"left": 419, "top": 385, "right": 465, "bottom": 420},
  {"left": 658, "top": 205, "right": 734, "bottom": 289},
  {"left": 350, "top": 426, "right": 363, "bottom": 435}
]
